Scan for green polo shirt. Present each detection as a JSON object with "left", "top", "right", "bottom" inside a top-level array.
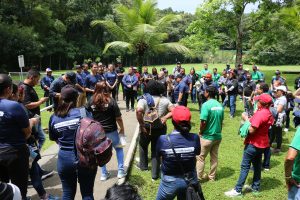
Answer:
[
  {"left": 200, "top": 99, "right": 224, "bottom": 140},
  {"left": 212, "top": 73, "right": 221, "bottom": 83},
  {"left": 290, "top": 127, "right": 300, "bottom": 183},
  {"left": 196, "top": 69, "right": 211, "bottom": 77},
  {"left": 251, "top": 71, "right": 262, "bottom": 82}
]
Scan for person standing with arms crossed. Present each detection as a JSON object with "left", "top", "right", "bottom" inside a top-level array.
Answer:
[{"left": 197, "top": 86, "right": 224, "bottom": 181}]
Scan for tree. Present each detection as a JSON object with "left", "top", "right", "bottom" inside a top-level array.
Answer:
[{"left": 91, "top": 0, "right": 190, "bottom": 68}]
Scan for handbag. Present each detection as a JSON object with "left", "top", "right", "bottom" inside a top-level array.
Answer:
[
  {"left": 166, "top": 135, "right": 205, "bottom": 200},
  {"left": 143, "top": 97, "right": 165, "bottom": 131}
]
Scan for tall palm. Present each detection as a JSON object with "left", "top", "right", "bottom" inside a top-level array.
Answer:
[{"left": 91, "top": 0, "right": 190, "bottom": 67}]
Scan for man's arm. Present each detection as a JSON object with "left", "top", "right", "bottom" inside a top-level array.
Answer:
[
  {"left": 116, "top": 116, "right": 125, "bottom": 135},
  {"left": 136, "top": 108, "right": 147, "bottom": 134},
  {"left": 199, "top": 120, "right": 206, "bottom": 135},
  {"left": 284, "top": 147, "right": 299, "bottom": 190},
  {"left": 25, "top": 98, "right": 48, "bottom": 110}
]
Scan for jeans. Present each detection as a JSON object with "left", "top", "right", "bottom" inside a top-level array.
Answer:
[
  {"left": 191, "top": 88, "right": 197, "bottom": 103},
  {"left": 196, "top": 139, "right": 221, "bottom": 180},
  {"left": 57, "top": 149, "right": 97, "bottom": 200},
  {"left": 286, "top": 110, "right": 291, "bottom": 129},
  {"left": 156, "top": 171, "right": 199, "bottom": 200},
  {"left": 44, "top": 90, "right": 53, "bottom": 107},
  {"left": 229, "top": 95, "right": 237, "bottom": 117},
  {"left": 36, "top": 121, "right": 46, "bottom": 150},
  {"left": 125, "top": 89, "right": 136, "bottom": 109},
  {"left": 270, "top": 125, "right": 283, "bottom": 149},
  {"left": 30, "top": 161, "right": 46, "bottom": 196},
  {"left": 288, "top": 185, "right": 300, "bottom": 200},
  {"left": 0, "top": 145, "right": 29, "bottom": 199},
  {"left": 235, "top": 144, "right": 264, "bottom": 193},
  {"left": 101, "top": 130, "right": 124, "bottom": 175},
  {"left": 139, "top": 126, "right": 167, "bottom": 179}
]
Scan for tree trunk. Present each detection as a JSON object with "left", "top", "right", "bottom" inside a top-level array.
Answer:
[{"left": 235, "top": 22, "right": 243, "bottom": 68}]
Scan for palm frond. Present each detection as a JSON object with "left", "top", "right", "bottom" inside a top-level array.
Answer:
[
  {"left": 103, "top": 41, "right": 133, "bottom": 54},
  {"left": 155, "top": 14, "right": 182, "bottom": 29},
  {"left": 139, "top": 0, "right": 157, "bottom": 24},
  {"left": 90, "top": 20, "right": 129, "bottom": 41},
  {"left": 154, "top": 42, "right": 191, "bottom": 55}
]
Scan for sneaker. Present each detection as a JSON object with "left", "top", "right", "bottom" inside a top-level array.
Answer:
[
  {"left": 135, "top": 162, "right": 148, "bottom": 171},
  {"left": 40, "top": 194, "right": 60, "bottom": 200},
  {"left": 41, "top": 170, "right": 54, "bottom": 180},
  {"left": 230, "top": 115, "right": 234, "bottom": 119},
  {"left": 263, "top": 168, "right": 270, "bottom": 171},
  {"left": 100, "top": 172, "right": 111, "bottom": 181},
  {"left": 117, "top": 170, "right": 127, "bottom": 179},
  {"left": 198, "top": 174, "right": 208, "bottom": 181},
  {"left": 284, "top": 128, "right": 289, "bottom": 132},
  {"left": 224, "top": 188, "right": 242, "bottom": 197}
]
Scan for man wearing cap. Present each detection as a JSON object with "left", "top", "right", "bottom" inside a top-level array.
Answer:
[
  {"left": 115, "top": 61, "right": 125, "bottom": 101},
  {"left": 198, "top": 73, "right": 218, "bottom": 111},
  {"left": 40, "top": 68, "right": 54, "bottom": 109},
  {"left": 251, "top": 65, "right": 262, "bottom": 83},
  {"left": 85, "top": 62, "right": 105, "bottom": 101},
  {"left": 49, "top": 71, "right": 77, "bottom": 111},
  {"left": 172, "top": 62, "right": 182, "bottom": 77},
  {"left": 197, "top": 86, "right": 224, "bottom": 181},
  {"left": 225, "top": 94, "right": 274, "bottom": 197},
  {"left": 271, "top": 70, "right": 286, "bottom": 91},
  {"left": 284, "top": 120, "right": 300, "bottom": 199},
  {"left": 196, "top": 64, "right": 211, "bottom": 78},
  {"left": 75, "top": 65, "right": 86, "bottom": 107},
  {"left": 173, "top": 74, "right": 188, "bottom": 106}
]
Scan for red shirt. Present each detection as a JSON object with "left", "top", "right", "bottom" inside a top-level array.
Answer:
[{"left": 245, "top": 108, "right": 274, "bottom": 148}]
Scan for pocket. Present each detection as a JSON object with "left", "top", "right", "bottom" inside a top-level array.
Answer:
[{"left": 162, "top": 174, "right": 177, "bottom": 183}]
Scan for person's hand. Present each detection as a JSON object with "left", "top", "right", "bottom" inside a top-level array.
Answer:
[
  {"left": 188, "top": 90, "right": 192, "bottom": 94},
  {"left": 40, "top": 97, "right": 49, "bottom": 103},
  {"left": 119, "top": 128, "right": 125, "bottom": 135},
  {"left": 161, "top": 117, "right": 167, "bottom": 124},
  {"left": 286, "top": 177, "right": 300, "bottom": 191},
  {"left": 29, "top": 118, "right": 39, "bottom": 126},
  {"left": 127, "top": 85, "right": 132, "bottom": 88}
]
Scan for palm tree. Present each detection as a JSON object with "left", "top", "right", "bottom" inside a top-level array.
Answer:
[{"left": 91, "top": 0, "right": 190, "bottom": 67}]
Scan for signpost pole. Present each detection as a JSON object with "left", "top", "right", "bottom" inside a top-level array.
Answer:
[{"left": 18, "top": 55, "right": 25, "bottom": 81}]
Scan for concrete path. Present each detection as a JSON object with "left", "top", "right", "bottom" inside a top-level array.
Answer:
[{"left": 27, "top": 95, "right": 139, "bottom": 200}]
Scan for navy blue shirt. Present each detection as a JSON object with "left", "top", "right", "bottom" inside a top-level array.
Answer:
[
  {"left": 81, "top": 70, "right": 90, "bottom": 81},
  {"left": 156, "top": 131, "right": 200, "bottom": 175},
  {"left": 40, "top": 75, "right": 54, "bottom": 91},
  {"left": 49, "top": 108, "right": 92, "bottom": 150},
  {"left": 0, "top": 99, "right": 29, "bottom": 147},
  {"left": 49, "top": 77, "right": 68, "bottom": 109},
  {"left": 85, "top": 74, "right": 105, "bottom": 90},
  {"left": 104, "top": 71, "right": 118, "bottom": 86},
  {"left": 173, "top": 81, "right": 188, "bottom": 103},
  {"left": 76, "top": 72, "right": 84, "bottom": 87},
  {"left": 122, "top": 74, "right": 138, "bottom": 90}
]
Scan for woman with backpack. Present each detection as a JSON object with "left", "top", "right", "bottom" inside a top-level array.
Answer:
[
  {"left": 86, "top": 81, "right": 126, "bottom": 181},
  {"left": 49, "top": 85, "right": 97, "bottom": 200},
  {"left": 155, "top": 106, "right": 203, "bottom": 200},
  {"left": 136, "top": 80, "right": 174, "bottom": 180}
]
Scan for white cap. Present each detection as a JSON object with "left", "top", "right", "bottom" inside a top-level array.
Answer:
[
  {"left": 276, "top": 85, "right": 287, "bottom": 93},
  {"left": 46, "top": 68, "right": 52, "bottom": 72}
]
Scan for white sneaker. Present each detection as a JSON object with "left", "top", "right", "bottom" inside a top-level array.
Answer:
[
  {"left": 100, "top": 172, "right": 110, "bottom": 181},
  {"left": 224, "top": 188, "right": 242, "bottom": 197},
  {"left": 284, "top": 128, "right": 289, "bottom": 132}
]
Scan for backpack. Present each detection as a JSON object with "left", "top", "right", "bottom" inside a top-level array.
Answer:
[
  {"left": 143, "top": 96, "right": 165, "bottom": 130},
  {"left": 75, "top": 108, "right": 113, "bottom": 169}
]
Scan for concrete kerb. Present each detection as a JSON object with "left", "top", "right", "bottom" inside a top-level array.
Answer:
[{"left": 117, "top": 124, "right": 140, "bottom": 185}]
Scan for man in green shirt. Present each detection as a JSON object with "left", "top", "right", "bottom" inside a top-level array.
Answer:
[
  {"left": 197, "top": 86, "right": 224, "bottom": 181},
  {"left": 285, "top": 122, "right": 300, "bottom": 200},
  {"left": 251, "top": 65, "right": 262, "bottom": 83},
  {"left": 196, "top": 64, "right": 211, "bottom": 78}
]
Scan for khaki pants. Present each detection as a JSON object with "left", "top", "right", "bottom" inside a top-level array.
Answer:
[
  {"left": 77, "top": 92, "right": 87, "bottom": 107},
  {"left": 196, "top": 138, "right": 221, "bottom": 180}
]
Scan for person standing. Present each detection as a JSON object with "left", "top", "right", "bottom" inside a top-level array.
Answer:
[
  {"left": 251, "top": 65, "right": 262, "bottom": 84},
  {"left": 242, "top": 73, "right": 256, "bottom": 117},
  {"left": 284, "top": 121, "right": 300, "bottom": 200},
  {"left": 155, "top": 106, "right": 202, "bottom": 200},
  {"left": 173, "top": 74, "right": 188, "bottom": 106},
  {"left": 40, "top": 68, "right": 54, "bottom": 109},
  {"left": 197, "top": 86, "right": 224, "bottom": 181},
  {"left": 122, "top": 67, "right": 138, "bottom": 112},
  {"left": 105, "top": 64, "right": 118, "bottom": 100},
  {"left": 81, "top": 63, "right": 90, "bottom": 81},
  {"left": 225, "top": 94, "right": 274, "bottom": 197},
  {"left": 49, "top": 86, "right": 97, "bottom": 199},
  {"left": 140, "top": 67, "right": 153, "bottom": 93},
  {"left": 197, "top": 64, "right": 211, "bottom": 78},
  {"left": 172, "top": 61, "right": 182, "bottom": 77},
  {"left": 212, "top": 68, "right": 220, "bottom": 101},
  {"left": 225, "top": 71, "right": 238, "bottom": 118},
  {"left": 152, "top": 67, "right": 158, "bottom": 81},
  {"left": 86, "top": 81, "right": 126, "bottom": 181},
  {"left": 218, "top": 70, "right": 228, "bottom": 103},
  {"left": 75, "top": 65, "right": 86, "bottom": 107},
  {"left": 198, "top": 74, "right": 218, "bottom": 111},
  {"left": 0, "top": 74, "right": 38, "bottom": 200},
  {"left": 115, "top": 62, "right": 125, "bottom": 101},
  {"left": 136, "top": 80, "right": 174, "bottom": 180},
  {"left": 271, "top": 70, "right": 286, "bottom": 91},
  {"left": 189, "top": 68, "right": 198, "bottom": 104},
  {"left": 85, "top": 63, "right": 105, "bottom": 101}
]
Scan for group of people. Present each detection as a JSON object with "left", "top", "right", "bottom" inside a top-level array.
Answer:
[{"left": 0, "top": 60, "right": 300, "bottom": 200}]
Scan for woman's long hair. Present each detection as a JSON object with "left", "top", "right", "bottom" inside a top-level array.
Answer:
[
  {"left": 55, "top": 98, "right": 77, "bottom": 117},
  {"left": 93, "top": 81, "right": 111, "bottom": 110}
]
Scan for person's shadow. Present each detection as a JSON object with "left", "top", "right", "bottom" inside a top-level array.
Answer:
[{"left": 217, "top": 167, "right": 235, "bottom": 180}]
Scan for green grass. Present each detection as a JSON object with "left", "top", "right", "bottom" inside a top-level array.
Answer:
[{"left": 127, "top": 63, "right": 300, "bottom": 200}]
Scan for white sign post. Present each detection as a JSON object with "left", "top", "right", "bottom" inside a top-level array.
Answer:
[{"left": 18, "top": 55, "right": 25, "bottom": 81}]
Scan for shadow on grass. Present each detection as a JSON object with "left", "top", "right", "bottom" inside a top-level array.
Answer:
[
  {"left": 217, "top": 167, "right": 235, "bottom": 180},
  {"left": 270, "top": 159, "right": 281, "bottom": 169},
  {"left": 128, "top": 174, "right": 147, "bottom": 186},
  {"left": 260, "top": 177, "right": 283, "bottom": 191}
]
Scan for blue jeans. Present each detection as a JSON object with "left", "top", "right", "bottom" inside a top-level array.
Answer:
[
  {"left": 156, "top": 171, "right": 198, "bottom": 200},
  {"left": 288, "top": 185, "right": 300, "bottom": 200},
  {"left": 191, "top": 87, "right": 197, "bottom": 103},
  {"left": 101, "top": 130, "right": 124, "bottom": 175},
  {"left": 30, "top": 161, "right": 46, "bottom": 196},
  {"left": 57, "top": 149, "right": 97, "bottom": 200},
  {"left": 235, "top": 144, "right": 264, "bottom": 193},
  {"left": 36, "top": 122, "right": 46, "bottom": 150},
  {"left": 229, "top": 95, "right": 237, "bottom": 116}
]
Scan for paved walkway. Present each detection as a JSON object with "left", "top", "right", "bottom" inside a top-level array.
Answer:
[{"left": 28, "top": 95, "right": 139, "bottom": 200}]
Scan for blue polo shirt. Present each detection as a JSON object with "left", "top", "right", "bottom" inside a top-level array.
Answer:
[
  {"left": 104, "top": 71, "right": 118, "bottom": 86},
  {"left": 85, "top": 74, "right": 105, "bottom": 90},
  {"left": 40, "top": 75, "right": 54, "bottom": 91},
  {"left": 156, "top": 131, "right": 200, "bottom": 175},
  {"left": 49, "top": 77, "right": 68, "bottom": 109},
  {"left": 76, "top": 72, "right": 84, "bottom": 87},
  {"left": 49, "top": 108, "right": 92, "bottom": 151},
  {"left": 173, "top": 81, "right": 188, "bottom": 103},
  {"left": 122, "top": 74, "right": 138, "bottom": 90},
  {"left": 0, "top": 99, "right": 29, "bottom": 147},
  {"left": 81, "top": 70, "right": 90, "bottom": 81}
]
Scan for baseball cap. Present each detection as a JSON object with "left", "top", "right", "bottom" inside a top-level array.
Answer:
[
  {"left": 46, "top": 68, "right": 52, "bottom": 72},
  {"left": 132, "top": 67, "right": 137, "bottom": 70},
  {"left": 254, "top": 93, "right": 273, "bottom": 104},
  {"left": 205, "top": 73, "right": 212, "bottom": 79},
  {"left": 65, "top": 72, "right": 77, "bottom": 85},
  {"left": 275, "top": 70, "right": 281, "bottom": 75},
  {"left": 172, "top": 106, "right": 191, "bottom": 124},
  {"left": 75, "top": 65, "right": 82, "bottom": 69},
  {"left": 276, "top": 85, "right": 287, "bottom": 93},
  {"left": 61, "top": 85, "right": 78, "bottom": 102},
  {"left": 177, "top": 61, "right": 181, "bottom": 64}
]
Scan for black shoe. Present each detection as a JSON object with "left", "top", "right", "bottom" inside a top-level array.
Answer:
[{"left": 41, "top": 170, "right": 54, "bottom": 180}]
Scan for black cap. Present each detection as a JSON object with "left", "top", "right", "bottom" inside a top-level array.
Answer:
[
  {"left": 176, "top": 74, "right": 183, "bottom": 79},
  {"left": 177, "top": 61, "right": 181, "bottom": 64},
  {"left": 65, "top": 72, "right": 77, "bottom": 85},
  {"left": 61, "top": 85, "right": 78, "bottom": 102},
  {"left": 275, "top": 70, "right": 281, "bottom": 75}
]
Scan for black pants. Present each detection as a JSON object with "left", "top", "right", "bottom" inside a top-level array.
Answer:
[
  {"left": 110, "top": 87, "right": 117, "bottom": 100},
  {"left": 0, "top": 145, "right": 29, "bottom": 199},
  {"left": 197, "top": 93, "right": 206, "bottom": 111},
  {"left": 221, "top": 93, "right": 226, "bottom": 103},
  {"left": 286, "top": 110, "right": 291, "bottom": 129},
  {"left": 139, "top": 126, "right": 167, "bottom": 179},
  {"left": 116, "top": 81, "right": 125, "bottom": 100},
  {"left": 270, "top": 125, "right": 282, "bottom": 149},
  {"left": 125, "top": 89, "right": 136, "bottom": 109}
]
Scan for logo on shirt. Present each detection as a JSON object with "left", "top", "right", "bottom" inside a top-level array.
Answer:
[
  {"left": 211, "top": 107, "right": 223, "bottom": 111},
  {"left": 54, "top": 118, "right": 80, "bottom": 131},
  {"left": 0, "top": 111, "right": 4, "bottom": 117}
]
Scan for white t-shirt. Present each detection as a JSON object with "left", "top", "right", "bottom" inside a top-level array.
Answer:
[
  {"left": 137, "top": 95, "right": 173, "bottom": 117},
  {"left": 274, "top": 96, "right": 287, "bottom": 111}
]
